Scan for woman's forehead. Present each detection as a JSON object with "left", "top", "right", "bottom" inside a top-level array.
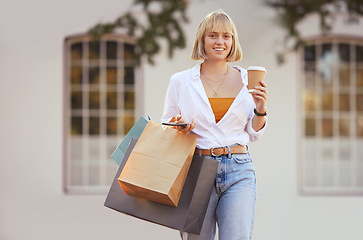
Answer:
[
  {"left": 205, "top": 22, "right": 233, "bottom": 34},
  {"left": 206, "top": 25, "right": 232, "bottom": 34}
]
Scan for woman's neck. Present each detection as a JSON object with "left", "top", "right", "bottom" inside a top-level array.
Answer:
[{"left": 201, "top": 61, "right": 228, "bottom": 76}]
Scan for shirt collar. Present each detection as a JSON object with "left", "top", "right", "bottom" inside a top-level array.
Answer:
[{"left": 191, "top": 63, "right": 202, "bottom": 81}]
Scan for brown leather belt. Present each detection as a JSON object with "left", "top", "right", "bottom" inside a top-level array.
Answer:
[{"left": 194, "top": 145, "right": 248, "bottom": 157}]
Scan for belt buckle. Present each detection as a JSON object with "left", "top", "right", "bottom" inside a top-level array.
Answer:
[{"left": 210, "top": 147, "right": 223, "bottom": 157}]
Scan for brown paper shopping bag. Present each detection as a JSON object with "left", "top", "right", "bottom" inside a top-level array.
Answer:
[
  {"left": 118, "top": 121, "right": 198, "bottom": 207},
  {"left": 105, "top": 138, "right": 219, "bottom": 234}
]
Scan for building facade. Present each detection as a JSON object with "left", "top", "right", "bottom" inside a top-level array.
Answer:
[{"left": 1, "top": 0, "right": 363, "bottom": 239}]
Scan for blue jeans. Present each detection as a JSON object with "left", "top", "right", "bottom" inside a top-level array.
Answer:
[{"left": 181, "top": 153, "right": 257, "bottom": 240}]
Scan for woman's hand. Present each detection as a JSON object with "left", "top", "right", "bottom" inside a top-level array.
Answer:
[
  {"left": 250, "top": 81, "right": 268, "bottom": 131},
  {"left": 168, "top": 115, "right": 195, "bottom": 133},
  {"left": 250, "top": 81, "right": 268, "bottom": 113}
]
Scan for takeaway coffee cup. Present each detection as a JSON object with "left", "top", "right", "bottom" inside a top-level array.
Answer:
[{"left": 247, "top": 66, "right": 266, "bottom": 92}]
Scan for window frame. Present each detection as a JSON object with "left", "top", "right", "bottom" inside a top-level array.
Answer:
[
  {"left": 298, "top": 35, "right": 363, "bottom": 196},
  {"left": 62, "top": 33, "right": 144, "bottom": 194}
]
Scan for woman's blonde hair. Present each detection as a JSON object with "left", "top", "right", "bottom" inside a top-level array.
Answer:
[{"left": 191, "top": 10, "right": 242, "bottom": 62}]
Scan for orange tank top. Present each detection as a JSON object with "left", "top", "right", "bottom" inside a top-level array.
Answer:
[{"left": 208, "top": 98, "right": 235, "bottom": 123}]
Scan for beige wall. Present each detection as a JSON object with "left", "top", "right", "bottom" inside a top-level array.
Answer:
[{"left": 1, "top": 0, "right": 363, "bottom": 239}]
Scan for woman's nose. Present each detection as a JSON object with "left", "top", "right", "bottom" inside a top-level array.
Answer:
[{"left": 216, "top": 36, "right": 223, "bottom": 44}]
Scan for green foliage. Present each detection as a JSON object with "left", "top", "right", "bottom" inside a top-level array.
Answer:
[
  {"left": 265, "top": 0, "right": 363, "bottom": 64},
  {"left": 89, "top": 0, "right": 363, "bottom": 65},
  {"left": 88, "top": 0, "right": 189, "bottom": 65}
]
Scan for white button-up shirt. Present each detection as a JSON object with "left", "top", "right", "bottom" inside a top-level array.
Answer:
[{"left": 161, "top": 64, "right": 267, "bottom": 149}]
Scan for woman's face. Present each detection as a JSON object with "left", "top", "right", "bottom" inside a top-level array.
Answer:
[{"left": 203, "top": 26, "right": 233, "bottom": 62}]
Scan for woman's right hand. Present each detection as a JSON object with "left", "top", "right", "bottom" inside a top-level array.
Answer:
[{"left": 169, "top": 115, "right": 195, "bottom": 133}]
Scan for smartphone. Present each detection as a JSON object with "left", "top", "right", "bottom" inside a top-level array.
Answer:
[{"left": 162, "top": 122, "right": 188, "bottom": 127}]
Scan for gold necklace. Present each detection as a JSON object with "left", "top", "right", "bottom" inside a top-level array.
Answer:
[{"left": 202, "top": 66, "right": 229, "bottom": 97}]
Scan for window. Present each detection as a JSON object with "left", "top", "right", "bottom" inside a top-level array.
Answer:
[
  {"left": 299, "top": 37, "right": 363, "bottom": 195},
  {"left": 63, "top": 34, "right": 142, "bottom": 194}
]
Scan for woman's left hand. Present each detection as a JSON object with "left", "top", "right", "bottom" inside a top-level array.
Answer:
[{"left": 250, "top": 81, "right": 268, "bottom": 113}]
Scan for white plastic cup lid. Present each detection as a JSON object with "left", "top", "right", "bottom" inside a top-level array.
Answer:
[{"left": 247, "top": 66, "right": 266, "bottom": 72}]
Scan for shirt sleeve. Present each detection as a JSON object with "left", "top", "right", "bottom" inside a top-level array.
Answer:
[
  {"left": 245, "top": 107, "right": 268, "bottom": 142},
  {"left": 161, "top": 76, "right": 181, "bottom": 123}
]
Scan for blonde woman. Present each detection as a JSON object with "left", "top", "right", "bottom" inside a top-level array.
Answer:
[{"left": 161, "top": 10, "right": 268, "bottom": 240}]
